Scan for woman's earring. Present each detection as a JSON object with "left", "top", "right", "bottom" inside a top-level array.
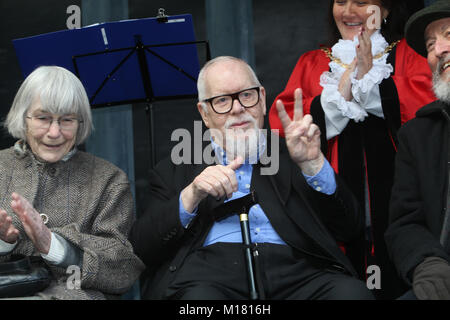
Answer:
[{"left": 383, "top": 18, "right": 387, "bottom": 25}]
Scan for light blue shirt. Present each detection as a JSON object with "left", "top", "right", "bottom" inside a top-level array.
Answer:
[{"left": 179, "top": 139, "right": 336, "bottom": 246}]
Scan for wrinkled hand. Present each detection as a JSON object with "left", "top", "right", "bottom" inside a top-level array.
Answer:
[
  {"left": 0, "top": 208, "right": 20, "bottom": 244},
  {"left": 276, "top": 88, "right": 324, "bottom": 176},
  {"left": 355, "top": 26, "right": 373, "bottom": 80},
  {"left": 413, "top": 256, "right": 450, "bottom": 300},
  {"left": 181, "top": 157, "right": 243, "bottom": 213},
  {"left": 10, "top": 192, "right": 51, "bottom": 254}
]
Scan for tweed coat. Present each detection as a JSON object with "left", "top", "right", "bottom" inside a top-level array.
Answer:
[
  {"left": 386, "top": 100, "right": 450, "bottom": 286},
  {"left": 0, "top": 141, "right": 144, "bottom": 299}
]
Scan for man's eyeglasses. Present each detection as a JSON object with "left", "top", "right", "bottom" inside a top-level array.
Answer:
[
  {"left": 26, "top": 114, "right": 82, "bottom": 131},
  {"left": 203, "top": 87, "right": 260, "bottom": 114}
]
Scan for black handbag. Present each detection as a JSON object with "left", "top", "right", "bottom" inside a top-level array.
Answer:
[{"left": 0, "top": 254, "right": 51, "bottom": 298}]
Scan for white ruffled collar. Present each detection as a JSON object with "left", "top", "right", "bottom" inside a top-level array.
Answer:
[
  {"left": 319, "top": 30, "right": 394, "bottom": 126},
  {"left": 331, "top": 30, "right": 389, "bottom": 66}
]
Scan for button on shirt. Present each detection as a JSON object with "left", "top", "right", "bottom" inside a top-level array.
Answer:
[{"left": 179, "top": 139, "right": 336, "bottom": 246}]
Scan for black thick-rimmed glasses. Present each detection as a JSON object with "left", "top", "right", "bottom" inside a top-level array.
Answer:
[{"left": 203, "top": 87, "right": 260, "bottom": 114}]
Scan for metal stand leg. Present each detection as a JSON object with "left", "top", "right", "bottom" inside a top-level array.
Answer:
[{"left": 145, "top": 103, "right": 156, "bottom": 168}]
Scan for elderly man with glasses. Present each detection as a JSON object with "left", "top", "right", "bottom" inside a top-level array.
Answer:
[{"left": 131, "top": 56, "right": 373, "bottom": 300}]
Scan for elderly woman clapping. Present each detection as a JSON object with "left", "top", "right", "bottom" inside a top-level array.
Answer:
[{"left": 0, "top": 66, "right": 144, "bottom": 299}]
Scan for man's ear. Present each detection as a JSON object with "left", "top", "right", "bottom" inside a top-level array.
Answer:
[{"left": 197, "top": 102, "right": 210, "bottom": 128}]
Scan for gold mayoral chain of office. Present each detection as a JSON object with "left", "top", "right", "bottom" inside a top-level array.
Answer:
[{"left": 320, "top": 40, "right": 400, "bottom": 69}]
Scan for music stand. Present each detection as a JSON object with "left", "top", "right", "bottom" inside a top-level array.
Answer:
[{"left": 13, "top": 13, "right": 210, "bottom": 167}]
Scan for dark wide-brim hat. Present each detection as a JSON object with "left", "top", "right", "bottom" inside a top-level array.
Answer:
[{"left": 405, "top": 0, "right": 450, "bottom": 57}]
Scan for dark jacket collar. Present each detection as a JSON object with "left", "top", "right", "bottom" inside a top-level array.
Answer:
[{"left": 416, "top": 99, "right": 450, "bottom": 118}]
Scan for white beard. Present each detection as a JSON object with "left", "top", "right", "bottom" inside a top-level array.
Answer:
[
  {"left": 432, "top": 56, "right": 450, "bottom": 104},
  {"left": 224, "top": 127, "right": 266, "bottom": 164},
  {"left": 215, "top": 114, "right": 265, "bottom": 164}
]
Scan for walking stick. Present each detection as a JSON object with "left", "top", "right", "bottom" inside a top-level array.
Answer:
[{"left": 215, "top": 191, "right": 259, "bottom": 300}]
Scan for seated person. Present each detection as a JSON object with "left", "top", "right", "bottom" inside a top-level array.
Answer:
[
  {"left": 131, "top": 56, "right": 374, "bottom": 300},
  {"left": 0, "top": 66, "right": 144, "bottom": 299},
  {"left": 385, "top": 0, "right": 450, "bottom": 300}
]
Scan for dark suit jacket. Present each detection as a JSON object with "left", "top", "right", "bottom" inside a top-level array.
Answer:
[{"left": 130, "top": 142, "right": 364, "bottom": 299}]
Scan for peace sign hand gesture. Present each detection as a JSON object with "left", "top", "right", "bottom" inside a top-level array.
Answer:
[{"left": 275, "top": 88, "right": 324, "bottom": 176}]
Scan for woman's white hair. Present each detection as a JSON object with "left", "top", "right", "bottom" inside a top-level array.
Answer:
[
  {"left": 197, "top": 56, "right": 261, "bottom": 113},
  {"left": 5, "top": 65, "right": 93, "bottom": 145}
]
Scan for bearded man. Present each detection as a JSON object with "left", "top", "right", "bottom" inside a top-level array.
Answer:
[
  {"left": 385, "top": 0, "right": 450, "bottom": 300},
  {"left": 131, "top": 56, "right": 373, "bottom": 300}
]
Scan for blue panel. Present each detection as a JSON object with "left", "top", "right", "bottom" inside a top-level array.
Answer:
[
  {"left": 13, "top": 14, "right": 200, "bottom": 107},
  {"left": 13, "top": 27, "right": 106, "bottom": 76},
  {"left": 147, "top": 44, "right": 199, "bottom": 97}
]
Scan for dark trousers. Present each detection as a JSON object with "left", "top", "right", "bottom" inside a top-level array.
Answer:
[
  {"left": 397, "top": 290, "right": 417, "bottom": 300},
  {"left": 167, "top": 242, "right": 374, "bottom": 300}
]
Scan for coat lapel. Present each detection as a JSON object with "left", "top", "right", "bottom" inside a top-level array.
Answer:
[
  {"left": 251, "top": 154, "right": 301, "bottom": 246},
  {"left": 253, "top": 153, "right": 352, "bottom": 269},
  {"left": 254, "top": 153, "right": 291, "bottom": 206}
]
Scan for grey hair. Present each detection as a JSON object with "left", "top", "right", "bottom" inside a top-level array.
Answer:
[
  {"left": 197, "top": 56, "right": 261, "bottom": 113},
  {"left": 5, "top": 66, "right": 93, "bottom": 145}
]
